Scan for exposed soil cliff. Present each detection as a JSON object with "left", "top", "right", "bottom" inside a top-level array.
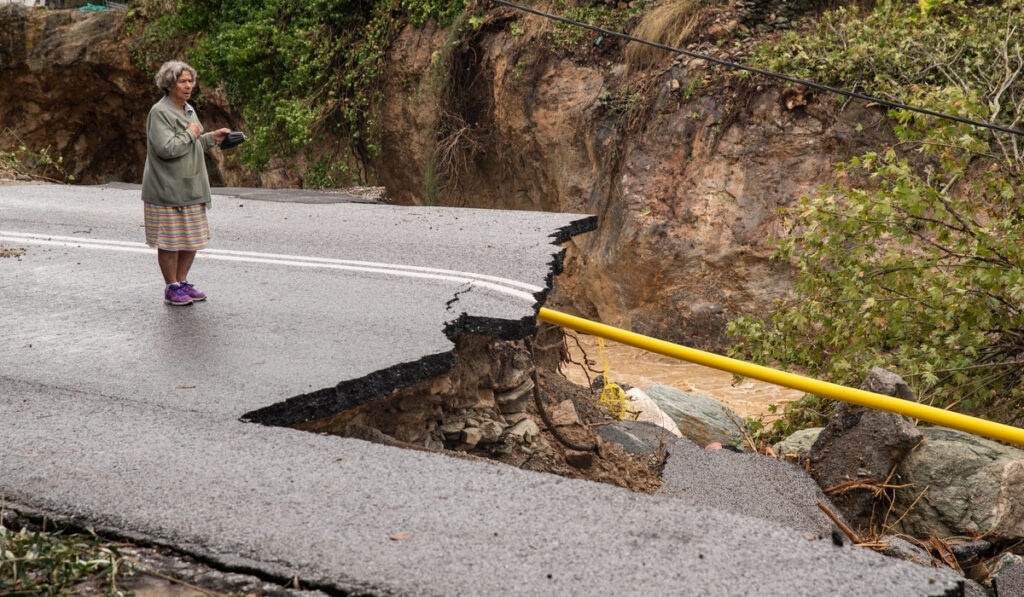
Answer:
[
  {"left": 372, "top": 7, "right": 895, "bottom": 348},
  {"left": 0, "top": 4, "right": 895, "bottom": 348}
]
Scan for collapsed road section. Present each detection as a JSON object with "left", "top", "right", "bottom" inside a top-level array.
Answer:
[
  {"left": 0, "top": 183, "right": 966, "bottom": 596},
  {"left": 237, "top": 208, "right": 597, "bottom": 428}
]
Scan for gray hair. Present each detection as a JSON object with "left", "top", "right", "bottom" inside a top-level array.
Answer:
[{"left": 154, "top": 60, "right": 197, "bottom": 94}]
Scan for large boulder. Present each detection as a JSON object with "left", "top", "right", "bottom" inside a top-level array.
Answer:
[
  {"left": 643, "top": 383, "right": 746, "bottom": 449},
  {"left": 624, "top": 387, "right": 682, "bottom": 437},
  {"left": 807, "top": 368, "right": 923, "bottom": 531},
  {"left": 892, "top": 427, "right": 1024, "bottom": 542}
]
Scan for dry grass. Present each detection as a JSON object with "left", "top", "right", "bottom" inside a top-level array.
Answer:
[{"left": 625, "top": 0, "right": 703, "bottom": 74}]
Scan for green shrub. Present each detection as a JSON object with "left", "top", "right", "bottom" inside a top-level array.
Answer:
[
  {"left": 552, "top": 0, "right": 646, "bottom": 49},
  {"left": 131, "top": 0, "right": 466, "bottom": 184},
  {"left": 734, "top": 0, "right": 1024, "bottom": 441}
]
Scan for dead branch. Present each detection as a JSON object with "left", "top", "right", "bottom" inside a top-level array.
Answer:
[
  {"left": 817, "top": 501, "right": 863, "bottom": 544},
  {"left": 527, "top": 338, "right": 598, "bottom": 453}
]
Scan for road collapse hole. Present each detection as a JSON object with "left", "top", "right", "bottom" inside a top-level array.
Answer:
[{"left": 291, "top": 327, "right": 664, "bottom": 493}]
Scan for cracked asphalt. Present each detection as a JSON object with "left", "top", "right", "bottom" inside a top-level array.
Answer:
[{"left": 0, "top": 184, "right": 965, "bottom": 596}]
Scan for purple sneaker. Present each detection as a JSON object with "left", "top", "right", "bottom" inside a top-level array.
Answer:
[
  {"left": 164, "top": 283, "right": 194, "bottom": 306},
  {"left": 179, "top": 281, "right": 207, "bottom": 302}
]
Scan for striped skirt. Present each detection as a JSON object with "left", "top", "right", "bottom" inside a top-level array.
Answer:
[{"left": 143, "top": 203, "right": 210, "bottom": 251}]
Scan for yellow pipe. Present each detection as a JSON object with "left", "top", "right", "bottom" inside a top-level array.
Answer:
[{"left": 538, "top": 307, "right": 1024, "bottom": 448}]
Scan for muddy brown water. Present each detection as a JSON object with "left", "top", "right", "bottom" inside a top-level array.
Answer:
[{"left": 560, "top": 334, "right": 803, "bottom": 419}]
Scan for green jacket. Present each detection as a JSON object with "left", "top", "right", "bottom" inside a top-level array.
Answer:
[{"left": 141, "top": 95, "right": 217, "bottom": 207}]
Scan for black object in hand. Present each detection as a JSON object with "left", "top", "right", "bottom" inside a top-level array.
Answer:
[{"left": 220, "top": 131, "right": 246, "bottom": 150}]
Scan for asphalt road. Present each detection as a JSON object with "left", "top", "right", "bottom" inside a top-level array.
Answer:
[{"left": 0, "top": 184, "right": 965, "bottom": 596}]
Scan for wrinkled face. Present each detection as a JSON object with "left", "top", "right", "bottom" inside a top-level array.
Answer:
[{"left": 168, "top": 71, "right": 195, "bottom": 106}]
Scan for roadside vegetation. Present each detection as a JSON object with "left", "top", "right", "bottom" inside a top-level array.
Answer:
[
  {"left": 731, "top": 0, "right": 1024, "bottom": 442},
  {"left": 0, "top": 513, "right": 130, "bottom": 596},
  {"left": 128, "top": 0, "right": 469, "bottom": 187},
  {"left": 0, "top": 129, "right": 75, "bottom": 183}
]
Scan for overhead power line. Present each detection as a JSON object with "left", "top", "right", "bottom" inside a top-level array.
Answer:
[{"left": 489, "top": 0, "right": 1024, "bottom": 138}]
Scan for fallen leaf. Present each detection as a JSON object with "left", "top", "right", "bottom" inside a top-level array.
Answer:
[
  {"left": 175, "top": 385, "right": 196, "bottom": 390},
  {"left": 389, "top": 533, "right": 414, "bottom": 542}
]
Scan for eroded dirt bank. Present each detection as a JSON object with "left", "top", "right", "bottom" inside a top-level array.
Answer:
[{"left": 372, "top": 10, "right": 895, "bottom": 349}]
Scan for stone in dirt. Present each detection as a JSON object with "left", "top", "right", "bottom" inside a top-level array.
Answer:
[{"left": 773, "top": 426, "right": 822, "bottom": 463}]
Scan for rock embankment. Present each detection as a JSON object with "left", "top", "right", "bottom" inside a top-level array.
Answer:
[{"left": 772, "top": 368, "right": 1024, "bottom": 595}]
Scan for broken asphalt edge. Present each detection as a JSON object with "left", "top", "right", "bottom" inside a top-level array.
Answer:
[{"left": 239, "top": 215, "right": 599, "bottom": 428}]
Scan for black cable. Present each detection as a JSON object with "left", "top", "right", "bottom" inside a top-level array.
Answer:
[{"left": 489, "top": 0, "right": 1024, "bottom": 138}]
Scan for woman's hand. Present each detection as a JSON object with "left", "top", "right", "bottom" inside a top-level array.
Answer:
[
  {"left": 187, "top": 123, "right": 201, "bottom": 137},
  {"left": 212, "top": 128, "right": 232, "bottom": 144}
]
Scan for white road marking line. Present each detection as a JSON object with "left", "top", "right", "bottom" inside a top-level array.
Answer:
[{"left": 0, "top": 231, "right": 543, "bottom": 302}]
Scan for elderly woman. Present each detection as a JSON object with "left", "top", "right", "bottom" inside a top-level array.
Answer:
[{"left": 142, "top": 60, "right": 230, "bottom": 306}]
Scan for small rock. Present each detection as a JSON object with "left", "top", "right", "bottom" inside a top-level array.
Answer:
[
  {"left": 461, "top": 427, "right": 483, "bottom": 449},
  {"left": 503, "top": 412, "right": 530, "bottom": 425},
  {"left": 548, "top": 399, "right": 581, "bottom": 426},
  {"left": 772, "top": 427, "right": 823, "bottom": 463},
  {"left": 479, "top": 420, "right": 505, "bottom": 443},
  {"left": 596, "top": 420, "right": 679, "bottom": 454},
  {"left": 496, "top": 379, "right": 534, "bottom": 414},
  {"left": 504, "top": 419, "right": 540, "bottom": 441},
  {"left": 881, "top": 536, "right": 930, "bottom": 566},
  {"left": 438, "top": 421, "right": 464, "bottom": 437},
  {"left": 950, "top": 540, "right": 992, "bottom": 568}
]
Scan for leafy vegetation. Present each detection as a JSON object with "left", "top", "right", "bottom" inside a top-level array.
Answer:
[
  {"left": 733, "top": 0, "right": 1024, "bottom": 442},
  {"left": 0, "top": 130, "right": 75, "bottom": 183},
  {"left": 1, "top": 516, "right": 130, "bottom": 596},
  {"left": 551, "top": 0, "right": 646, "bottom": 49},
  {"left": 130, "top": 0, "right": 467, "bottom": 186}
]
